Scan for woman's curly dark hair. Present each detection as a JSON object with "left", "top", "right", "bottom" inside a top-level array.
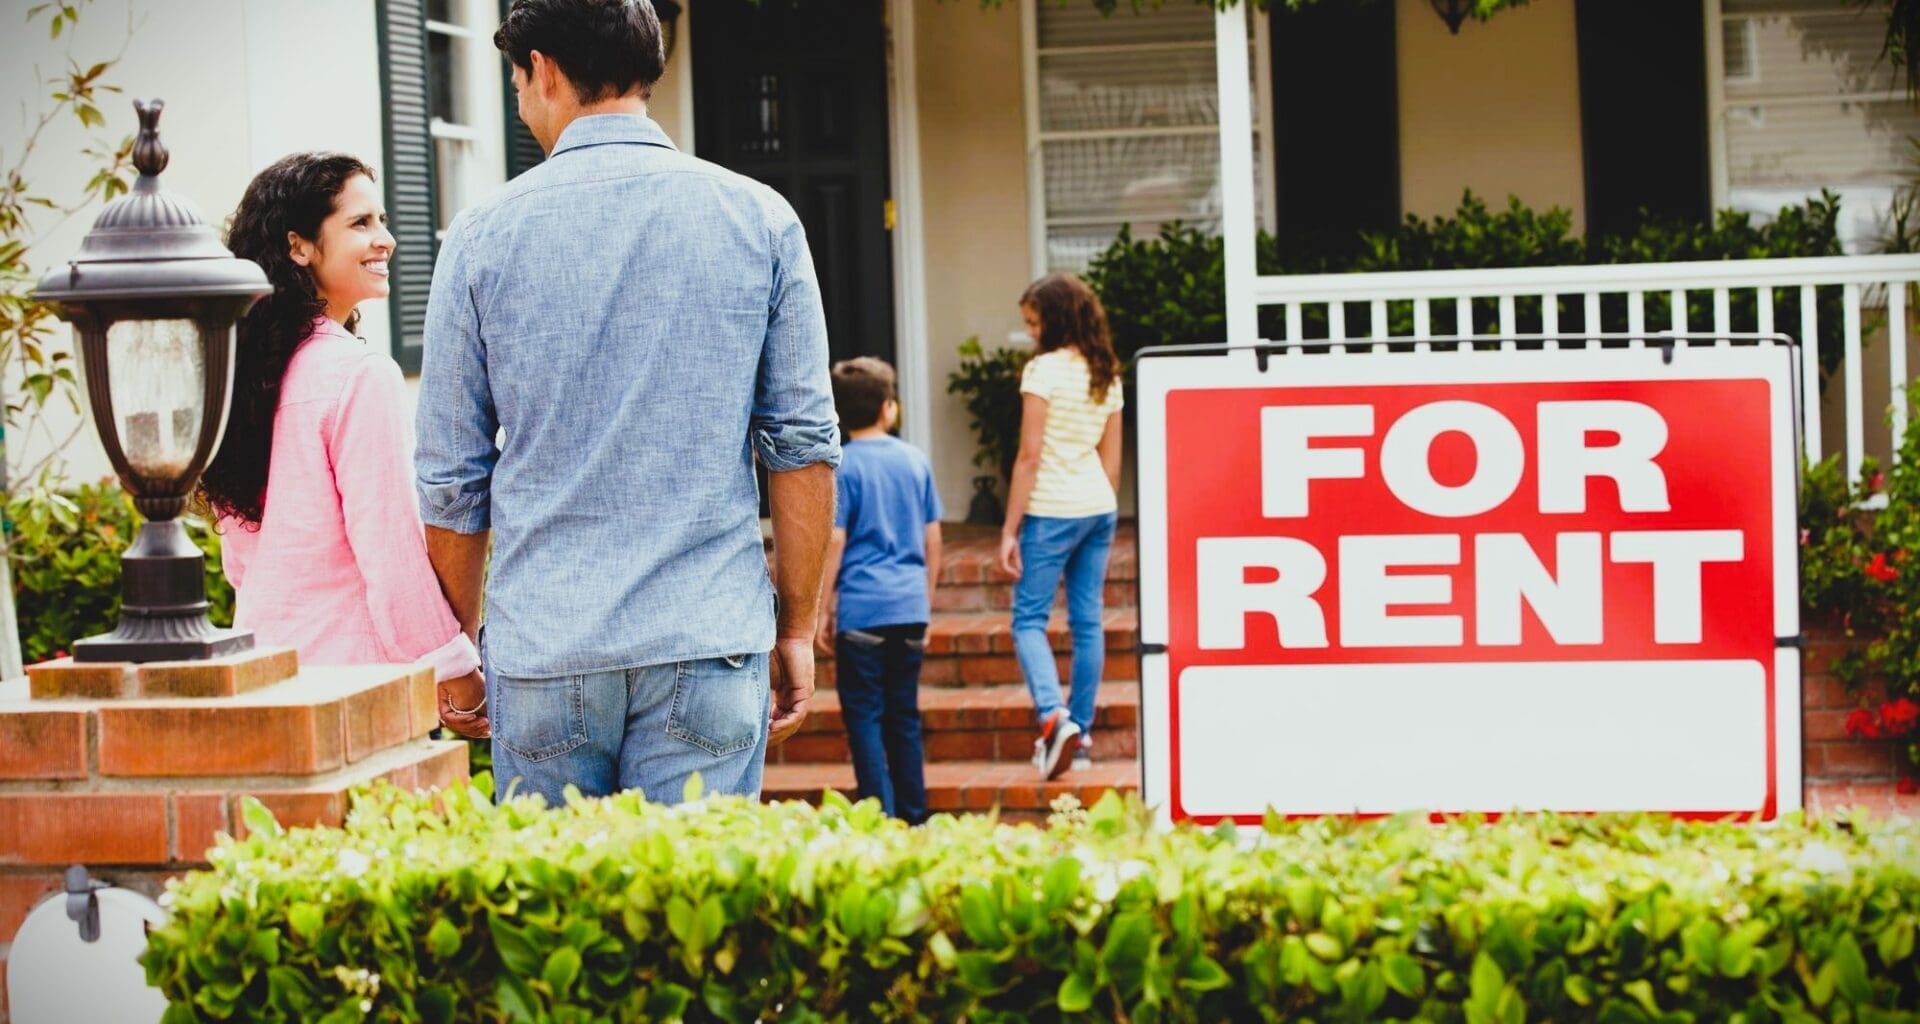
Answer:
[{"left": 199, "top": 152, "right": 374, "bottom": 525}]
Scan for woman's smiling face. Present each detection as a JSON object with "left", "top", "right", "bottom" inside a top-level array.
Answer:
[{"left": 290, "top": 172, "right": 394, "bottom": 323}]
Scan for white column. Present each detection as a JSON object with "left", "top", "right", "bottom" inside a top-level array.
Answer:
[{"left": 1215, "top": 6, "right": 1257, "bottom": 346}]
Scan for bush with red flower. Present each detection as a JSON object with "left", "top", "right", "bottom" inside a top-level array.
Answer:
[{"left": 1802, "top": 381, "right": 1920, "bottom": 790}]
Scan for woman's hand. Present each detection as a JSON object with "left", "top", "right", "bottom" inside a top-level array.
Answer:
[
  {"left": 438, "top": 668, "right": 490, "bottom": 739},
  {"left": 996, "top": 531, "right": 1023, "bottom": 579}
]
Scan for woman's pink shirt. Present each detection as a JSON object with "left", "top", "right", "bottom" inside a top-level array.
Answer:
[{"left": 218, "top": 318, "right": 478, "bottom": 681}]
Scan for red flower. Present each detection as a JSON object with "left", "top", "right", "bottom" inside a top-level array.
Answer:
[
  {"left": 1870, "top": 471, "right": 1887, "bottom": 492},
  {"left": 1899, "top": 776, "right": 1919, "bottom": 796},
  {"left": 1845, "top": 707, "right": 1881, "bottom": 738},
  {"left": 1865, "top": 552, "right": 1899, "bottom": 583},
  {"left": 1880, "top": 698, "right": 1920, "bottom": 737}
]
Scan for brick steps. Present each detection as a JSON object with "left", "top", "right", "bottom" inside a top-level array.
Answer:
[
  {"left": 820, "top": 609, "right": 1139, "bottom": 689},
  {"left": 762, "top": 758, "right": 1140, "bottom": 822},
  {"left": 770, "top": 683, "right": 1139, "bottom": 764}
]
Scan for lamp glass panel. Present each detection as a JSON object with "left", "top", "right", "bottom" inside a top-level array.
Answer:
[{"left": 104, "top": 318, "right": 205, "bottom": 478}]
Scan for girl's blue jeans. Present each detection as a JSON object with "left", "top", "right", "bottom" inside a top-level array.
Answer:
[{"left": 1011, "top": 511, "right": 1118, "bottom": 737}]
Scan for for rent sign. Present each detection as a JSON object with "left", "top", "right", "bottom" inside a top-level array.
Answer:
[{"left": 1135, "top": 344, "right": 1801, "bottom": 826}]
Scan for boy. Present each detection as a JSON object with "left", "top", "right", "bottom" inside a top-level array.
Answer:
[{"left": 817, "top": 358, "right": 942, "bottom": 824}]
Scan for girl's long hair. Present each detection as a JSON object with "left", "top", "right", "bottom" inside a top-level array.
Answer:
[
  {"left": 1020, "top": 272, "right": 1120, "bottom": 404},
  {"left": 199, "top": 152, "right": 374, "bottom": 526}
]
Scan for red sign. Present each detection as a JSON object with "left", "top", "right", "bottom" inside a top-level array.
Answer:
[{"left": 1136, "top": 348, "right": 1799, "bottom": 825}]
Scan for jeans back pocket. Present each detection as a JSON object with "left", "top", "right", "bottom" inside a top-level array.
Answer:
[
  {"left": 668, "top": 653, "right": 767, "bottom": 756},
  {"left": 493, "top": 673, "right": 589, "bottom": 762}
]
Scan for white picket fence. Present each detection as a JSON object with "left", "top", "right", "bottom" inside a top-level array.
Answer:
[{"left": 1247, "top": 254, "right": 1920, "bottom": 485}]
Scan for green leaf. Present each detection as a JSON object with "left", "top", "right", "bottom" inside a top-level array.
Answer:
[
  {"left": 1383, "top": 952, "right": 1425, "bottom": 998},
  {"left": 543, "top": 945, "right": 582, "bottom": 993},
  {"left": 427, "top": 917, "right": 461, "bottom": 959},
  {"left": 682, "top": 772, "right": 703, "bottom": 803},
  {"left": 958, "top": 883, "right": 1006, "bottom": 947},
  {"left": 1827, "top": 933, "right": 1873, "bottom": 1005},
  {"left": 1875, "top": 917, "right": 1915, "bottom": 968},
  {"left": 490, "top": 917, "right": 542, "bottom": 978},
  {"left": 1101, "top": 911, "right": 1155, "bottom": 975},
  {"left": 645, "top": 982, "right": 693, "bottom": 1020},
  {"left": 286, "top": 902, "right": 323, "bottom": 944},
  {"left": 238, "top": 797, "right": 282, "bottom": 838},
  {"left": 1058, "top": 971, "right": 1096, "bottom": 1013}
]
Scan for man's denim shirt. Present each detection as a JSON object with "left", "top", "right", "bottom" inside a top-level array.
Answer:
[{"left": 415, "top": 114, "right": 840, "bottom": 679}]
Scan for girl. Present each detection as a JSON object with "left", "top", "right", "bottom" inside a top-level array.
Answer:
[
  {"left": 996, "top": 272, "right": 1125, "bottom": 780},
  {"left": 199, "top": 152, "right": 488, "bottom": 738}
]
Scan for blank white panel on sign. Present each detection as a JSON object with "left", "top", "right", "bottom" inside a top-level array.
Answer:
[{"left": 1176, "top": 660, "right": 1769, "bottom": 817}]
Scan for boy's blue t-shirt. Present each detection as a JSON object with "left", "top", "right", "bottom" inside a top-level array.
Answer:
[{"left": 835, "top": 435, "right": 943, "bottom": 631}]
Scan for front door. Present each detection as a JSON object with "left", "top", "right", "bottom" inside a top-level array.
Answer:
[{"left": 692, "top": 0, "right": 896, "bottom": 366}]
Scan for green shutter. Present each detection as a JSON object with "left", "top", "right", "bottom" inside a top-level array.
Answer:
[
  {"left": 500, "top": 0, "right": 545, "bottom": 178},
  {"left": 377, "top": 0, "right": 438, "bottom": 373}
]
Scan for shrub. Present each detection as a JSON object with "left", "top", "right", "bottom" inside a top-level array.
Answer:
[
  {"left": 143, "top": 782, "right": 1920, "bottom": 1023},
  {"left": 6, "top": 480, "right": 232, "bottom": 663},
  {"left": 945, "top": 336, "right": 1029, "bottom": 482},
  {"left": 1800, "top": 382, "right": 1920, "bottom": 781}
]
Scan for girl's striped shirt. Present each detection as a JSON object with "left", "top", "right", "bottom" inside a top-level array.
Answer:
[{"left": 1020, "top": 348, "right": 1124, "bottom": 517}]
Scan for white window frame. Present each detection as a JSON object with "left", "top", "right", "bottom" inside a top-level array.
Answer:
[
  {"left": 1019, "top": 0, "right": 1277, "bottom": 279},
  {"left": 425, "top": 0, "right": 507, "bottom": 240},
  {"left": 1704, "top": 0, "right": 1912, "bottom": 210}
]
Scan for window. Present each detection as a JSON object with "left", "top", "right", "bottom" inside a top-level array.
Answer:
[
  {"left": 377, "top": 0, "right": 507, "bottom": 370},
  {"left": 1023, "top": 1, "right": 1274, "bottom": 275},
  {"left": 1712, "top": 0, "right": 1920, "bottom": 250}
]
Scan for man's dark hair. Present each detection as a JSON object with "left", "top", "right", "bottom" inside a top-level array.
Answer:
[
  {"left": 832, "top": 357, "right": 896, "bottom": 432},
  {"left": 494, "top": 0, "right": 665, "bottom": 104}
]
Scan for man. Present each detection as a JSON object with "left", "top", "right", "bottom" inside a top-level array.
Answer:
[{"left": 415, "top": 0, "right": 839, "bottom": 806}]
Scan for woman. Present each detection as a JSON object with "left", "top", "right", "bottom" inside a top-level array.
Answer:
[
  {"left": 997, "top": 272, "right": 1125, "bottom": 780},
  {"left": 200, "top": 152, "right": 487, "bottom": 738}
]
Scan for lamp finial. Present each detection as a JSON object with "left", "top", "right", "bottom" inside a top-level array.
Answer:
[{"left": 132, "top": 98, "right": 168, "bottom": 178}]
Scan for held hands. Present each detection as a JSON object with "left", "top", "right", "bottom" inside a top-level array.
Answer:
[
  {"left": 769, "top": 636, "right": 815, "bottom": 747},
  {"left": 996, "top": 531, "right": 1023, "bottom": 579},
  {"left": 437, "top": 668, "right": 490, "bottom": 739}
]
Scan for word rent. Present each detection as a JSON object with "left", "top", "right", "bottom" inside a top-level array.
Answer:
[{"left": 1198, "top": 399, "right": 1743, "bottom": 650}]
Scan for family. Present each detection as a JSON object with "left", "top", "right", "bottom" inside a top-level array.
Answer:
[{"left": 202, "top": 0, "right": 1126, "bottom": 817}]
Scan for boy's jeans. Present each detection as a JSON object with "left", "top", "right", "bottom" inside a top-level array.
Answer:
[
  {"left": 1011, "top": 512, "right": 1118, "bottom": 738},
  {"left": 485, "top": 649, "right": 771, "bottom": 808},
  {"left": 835, "top": 624, "right": 929, "bottom": 824}
]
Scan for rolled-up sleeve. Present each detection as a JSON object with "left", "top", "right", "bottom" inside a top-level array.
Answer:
[
  {"left": 751, "top": 205, "right": 841, "bottom": 473},
  {"left": 414, "top": 213, "right": 498, "bottom": 533}
]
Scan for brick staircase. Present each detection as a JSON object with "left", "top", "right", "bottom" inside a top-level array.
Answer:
[{"left": 761, "top": 524, "right": 1142, "bottom": 819}]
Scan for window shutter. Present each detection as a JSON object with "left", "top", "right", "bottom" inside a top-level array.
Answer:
[
  {"left": 500, "top": 0, "right": 545, "bottom": 178},
  {"left": 377, "top": 0, "right": 439, "bottom": 373}
]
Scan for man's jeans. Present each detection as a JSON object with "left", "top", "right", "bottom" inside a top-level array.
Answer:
[
  {"left": 486, "top": 651, "right": 771, "bottom": 807},
  {"left": 835, "top": 624, "right": 928, "bottom": 824},
  {"left": 1012, "top": 512, "right": 1118, "bottom": 738}
]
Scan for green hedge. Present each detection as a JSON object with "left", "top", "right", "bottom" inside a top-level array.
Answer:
[{"left": 143, "top": 782, "right": 1920, "bottom": 1023}]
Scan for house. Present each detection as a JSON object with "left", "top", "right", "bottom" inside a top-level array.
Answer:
[{"left": 5, "top": 0, "right": 1917, "bottom": 514}]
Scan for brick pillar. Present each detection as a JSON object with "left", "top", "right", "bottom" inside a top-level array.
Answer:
[
  {"left": 1801, "top": 623, "right": 1919, "bottom": 819},
  {"left": 0, "top": 650, "right": 467, "bottom": 1021}
]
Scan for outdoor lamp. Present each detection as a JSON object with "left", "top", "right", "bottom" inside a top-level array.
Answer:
[
  {"left": 1431, "top": 0, "right": 1472, "bottom": 34},
  {"left": 33, "top": 98, "right": 269, "bottom": 662}
]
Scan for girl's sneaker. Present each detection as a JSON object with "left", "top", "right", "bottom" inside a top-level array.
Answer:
[
  {"left": 1032, "top": 708, "right": 1081, "bottom": 780},
  {"left": 1071, "top": 736, "right": 1093, "bottom": 773}
]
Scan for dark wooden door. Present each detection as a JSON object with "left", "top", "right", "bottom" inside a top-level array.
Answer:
[{"left": 692, "top": 0, "right": 896, "bottom": 366}]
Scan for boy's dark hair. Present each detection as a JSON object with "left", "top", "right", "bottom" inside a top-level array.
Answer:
[
  {"left": 494, "top": 0, "right": 665, "bottom": 104},
  {"left": 832, "top": 357, "right": 896, "bottom": 432}
]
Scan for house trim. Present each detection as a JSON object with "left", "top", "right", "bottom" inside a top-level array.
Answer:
[
  {"left": 887, "top": 0, "right": 932, "bottom": 445},
  {"left": 1704, "top": 0, "right": 1731, "bottom": 209}
]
